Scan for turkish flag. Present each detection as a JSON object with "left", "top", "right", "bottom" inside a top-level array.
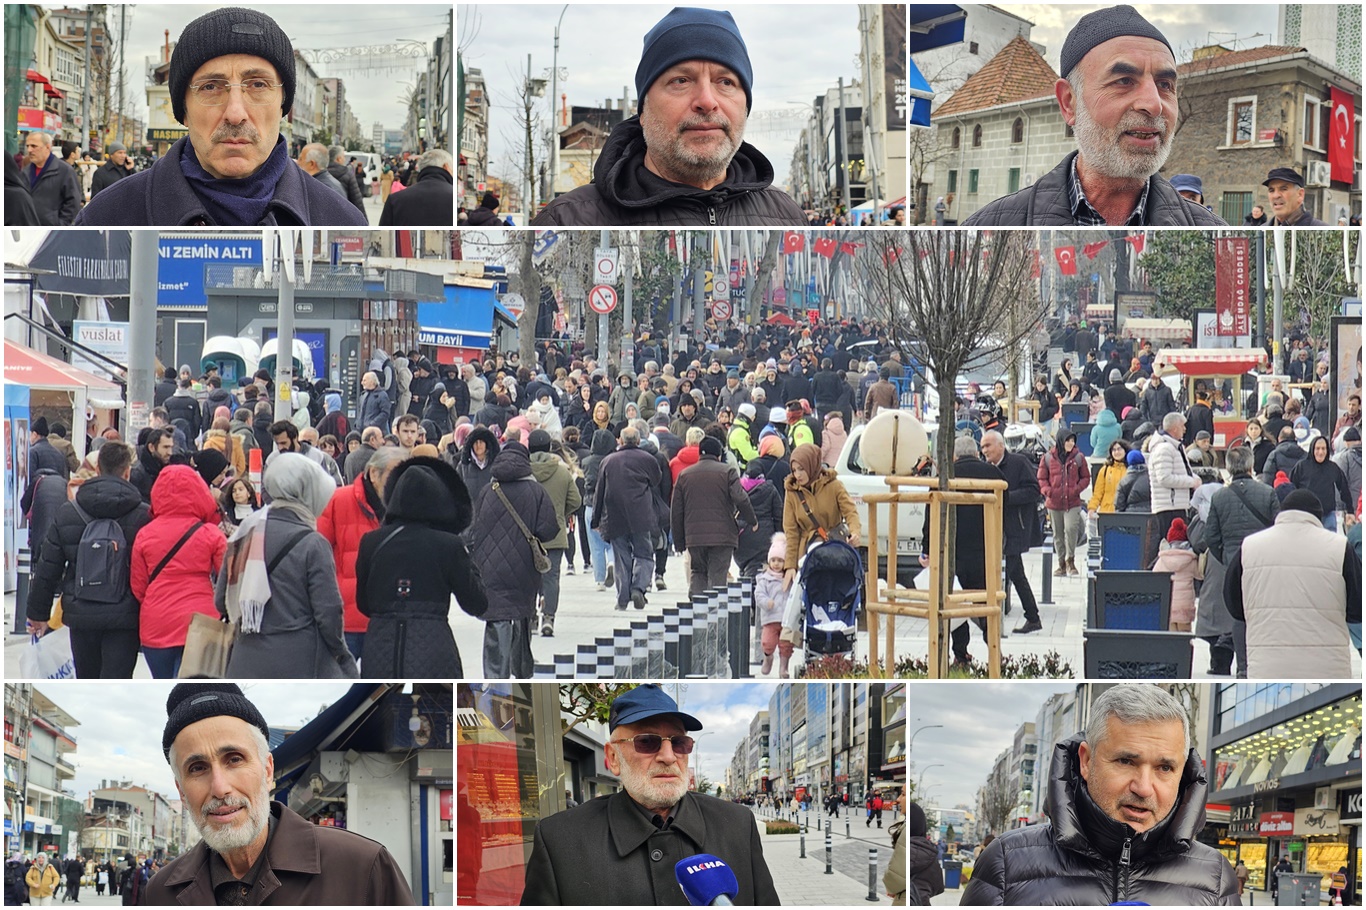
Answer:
[
  {"left": 839, "top": 241, "right": 862, "bottom": 256},
  {"left": 1126, "top": 233, "right": 1146, "bottom": 255},
  {"left": 782, "top": 231, "right": 805, "bottom": 254},
  {"left": 883, "top": 246, "right": 903, "bottom": 266},
  {"left": 1055, "top": 246, "right": 1078, "bottom": 275},
  {"left": 1082, "top": 240, "right": 1108, "bottom": 260},
  {"left": 1329, "top": 87, "right": 1356, "bottom": 184},
  {"left": 813, "top": 237, "right": 837, "bottom": 258},
  {"left": 1031, "top": 250, "right": 1042, "bottom": 279}
]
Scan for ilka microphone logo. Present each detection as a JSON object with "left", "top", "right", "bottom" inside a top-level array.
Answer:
[{"left": 685, "top": 861, "right": 727, "bottom": 875}]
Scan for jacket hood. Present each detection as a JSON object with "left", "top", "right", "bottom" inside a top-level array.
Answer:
[
  {"left": 74, "top": 474, "right": 146, "bottom": 519},
  {"left": 325, "top": 392, "right": 343, "bottom": 414},
  {"left": 529, "top": 450, "right": 568, "bottom": 482},
  {"left": 1047, "top": 733, "right": 1207, "bottom": 866},
  {"left": 594, "top": 116, "right": 778, "bottom": 210},
  {"left": 1096, "top": 409, "right": 1118, "bottom": 427},
  {"left": 382, "top": 455, "right": 473, "bottom": 533},
  {"left": 490, "top": 442, "right": 535, "bottom": 482},
  {"left": 149, "top": 465, "right": 221, "bottom": 523},
  {"left": 253, "top": 410, "right": 273, "bottom": 430},
  {"left": 590, "top": 428, "right": 618, "bottom": 456},
  {"left": 461, "top": 426, "right": 501, "bottom": 465},
  {"left": 674, "top": 446, "right": 701, "bottom": 470}
]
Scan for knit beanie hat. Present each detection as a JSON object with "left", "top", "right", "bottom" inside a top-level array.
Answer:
[
  {"left": 163, "top": 683, "right": 270, "bottom": 760},
  {"left": 191, "top": 448, "right": 230, "bottom": 487},
  {"left": 1281, "top": 488, "right": 1324, "bottom": 518},
  {"left": 1166, "top": 517, "right": 1187, "bottom": 543},
  {"left": 636, "top": 7, "right": 754, "bottom": 111},
  {"left": 31, "top": 416, "right": 49, "bottom": 437},
  {"left": 738, "top": 402, "right": 756, "bottom": 421},
  {"left": 1125, "top": 449, "right": 1144, "bottom": 466},
  {"left": 527, "top": 429, "right": 553, "bottom": 453},
  {"left": 698, "top": 436, "right": 724, "bottom": 459},
  {"left": 169, "top": 8, "right": 296, "bottom": 124},
  {"left": 1273, "top": 471, "right": 1291, "bottom": 487},
  {"left": 1060, "top": 5, "right": 1173, "bottom": 78},
  {"left": 480, "top": 191, "right": 499, "bottom": 209},
  {"left": 767, "top": 531, "right": 786, "bottom": 562},
  {"left": 1346, "top": 426, "right": 1361, "bottom": 442},
  {"left": 906, "top": 801, "right": 928, "bottom": 838}
]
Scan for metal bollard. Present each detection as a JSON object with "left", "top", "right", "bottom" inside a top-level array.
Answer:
[
  {"left": 799, "top": 831, "right": 806, "bottom": 859},
  {"left": 14, "top": 547, "right": 31, "bottom": 635},
  {"left": 678, "top": 601, "right": 695, "bottom": 677},
  {"left": 1040, "top": 547, "right": 1054, "bottom": 605},
  {"left": 663, "top": 607, "right": 680, "bottom": 678},
  {"left": 630, "top": 621, "right": 649, "bottom": 678},
  {"left": 692, "top": 593, "right": 713, "bottom": 677},
  {"left": 846, "top": 818, "right": 850, "bottom": 839},
  {"left": 553, "top": 652, "right": 575, "bottom": 678},
  {"left": 647, "top": 615, "right": 665, "bottom": 677},
  {"left": 713, "top": 588, "right": 729, "bottom": 675},
  {"left": 865, "top": 847, "right": 879, "bottom": 902},
  {"left": 613, "top": 627, "right": 633, "bottom": 678},
  {"left": 804, "top": 812, "right": 809, "bottom": 833},
  {"left": 596, "top": 637, "right": 615, "bottom": 678},
  {"left": 575, "top": 644, "right": 596, "bottom": 678},
  {"left": 742, "top": 576, "right": 762, "bottom": 665},
  {"left": 824, "top": 828, "right": 833, "bottom": 875},
  {"left": 726, "top": 583, "right": 747, "bottom": 678}
]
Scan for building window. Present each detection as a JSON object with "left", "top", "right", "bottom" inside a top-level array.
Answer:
[
  {"left": 970, "top": 41, "right": 979, "bottom": 55},
  {"left": 1220, "top": 191, "right": 1253, "bottom": 225},
  {"left": 1008, "top": 168, "right": 1021, "bottom": 193},
  {"left": 947, "top": 170, "right": 957, "bottom": 193},
  {"left": 1304, "top": 96, "right": 1324, "bottom": 150},
  {"left": 968, "top": 169, "right": 979, "bottom": 193},
  {"left": 1011, "top": 118, "right": 1024, "bottom": 144},
  {"left": 1227, "top": 96, "right": 1257, "bottom": 145},
  {"left": 972, "top": 125, "right": 982, "bottom": 148},
  {"left": 951, "top": 126, "right": 960, "bottom": 149}
]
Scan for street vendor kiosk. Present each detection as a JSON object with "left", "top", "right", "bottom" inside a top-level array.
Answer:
[{"left": 1154, "top": 347, "right": 1268, "bottom": 447}]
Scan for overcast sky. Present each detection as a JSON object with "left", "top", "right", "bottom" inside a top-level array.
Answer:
[
  {"left": 45, "top": 4, "right": 450, "bottom": 137},
  {"left": 1012, "top": 4, "right": 1283, "bottom": 71},
  {"left": 459, "top": 4, "right": 874, "bottom": 189},
  {"left": 33, "top": 682, "right": 354, "bottom": 803}
]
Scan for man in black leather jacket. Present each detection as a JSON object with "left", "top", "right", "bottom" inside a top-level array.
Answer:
[
  {"left": 532, "top": 7, "right": 805, "bottom": 227},
  {"left": 962, "top": 685, "right": 1241, "bottom": 906}
]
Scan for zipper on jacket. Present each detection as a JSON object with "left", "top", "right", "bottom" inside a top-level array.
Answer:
[
  {"left": 1113, "top": 834, "right": 1133, "bottom": 903},
  {"left": 707, "top": 206, "right": 717, "bottom": 225}
]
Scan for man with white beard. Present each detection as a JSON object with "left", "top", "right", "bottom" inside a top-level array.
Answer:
[
  {"left": 522, "top": 685, "right": 780, "bottom": 905},
  {"left": 965, "top": 5, "right": 1227, "bottom": 227},
  {"left": 147, "top": 684, "right": 414, "bottom": 905}
]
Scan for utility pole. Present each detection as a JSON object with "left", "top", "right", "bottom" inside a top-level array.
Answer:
[
  {"left": 691, "top": 232, "right": 706, "bottom": 341},
  {"left": 524, "top": 54, "right": 534, "bottom": 217},
  {"left": 117, "top": 5, "right": 127, "bottom": 147},
  {"left": 836, "top": 77, "right": 852, "bottom": 219},
  {"left": 621, "top": 237, "right": 634, "bottom": 373},
  {"left": 599, "top": 229, "right": 611, "bottom": 362},
  {"left": 274, "top": 233, "right": 297, "bottom": 422},
  {"left": 127, "top": 232, "right": 158, "bottom": 436},
  {"left": 81, "top": 7, "right": 93, "bottom": 151},
  {"left": 549, "top": 4, "right": 568, "bottom": 201}
]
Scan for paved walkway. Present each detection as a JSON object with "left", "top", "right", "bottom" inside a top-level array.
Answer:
[{"left": 749, "top": 809, "right": 895, "bottom": 905}]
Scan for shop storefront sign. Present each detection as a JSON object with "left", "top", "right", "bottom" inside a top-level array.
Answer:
[
  {"left": 1230, "top": 800, "right": 1259, "bottom": 837},
  {"left": 1294, "top": 807, "right": 1342, "bottom": 836},
  {"left": 1259, "top": 811, "right": 1295, "bottom": 836},
  {"left": 1253, "top": 778, "right": 1281, "bottom": 793},
  {"left": 1339, "top": 788, "right": 1361, "bottom": 823}
]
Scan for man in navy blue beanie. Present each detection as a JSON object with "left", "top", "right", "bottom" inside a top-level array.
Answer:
[{"left": 533, "top": 7, "right": 806, "bottom": 227}]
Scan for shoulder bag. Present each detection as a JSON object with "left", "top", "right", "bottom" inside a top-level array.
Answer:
[
  {"left": 794, "top": 489, "right": 852, "bottom": 544},
  {"left": 492, "top": 482, "right": 552, "bottom": 573}
]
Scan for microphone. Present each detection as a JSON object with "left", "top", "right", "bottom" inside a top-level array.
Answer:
[{"left": 675, "top": 854, "right": 739, "bottom": 906}]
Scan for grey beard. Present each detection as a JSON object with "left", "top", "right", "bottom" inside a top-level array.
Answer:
[{"left": 1073, "top": 95, "right": 1172, "bottom": 181}]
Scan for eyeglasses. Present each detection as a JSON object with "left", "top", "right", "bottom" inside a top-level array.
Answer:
[
  {"left": 612, "top": 734, "right": 695, "bottom": 755},
  {"left": 188, "top": 79, "right": 283, "bottom": 106}
]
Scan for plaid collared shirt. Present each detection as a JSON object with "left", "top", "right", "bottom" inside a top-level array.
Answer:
[{"left": 1067, "top": 156, "right": 1151, "bottom": 226}]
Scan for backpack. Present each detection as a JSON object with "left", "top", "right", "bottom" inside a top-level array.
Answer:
[{"left": 69, "top": 500, "right": 131, "bottom": 606}]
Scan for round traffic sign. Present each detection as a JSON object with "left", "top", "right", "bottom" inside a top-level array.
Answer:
[
  {"left": 501, "top": 292, "right": 526, "bottom": 320},
  {"left": 588, "top": 284, "right": 618, "bottom": 315},
  {"left": 596, "top": 257, "right": 615, "bottom": 277},
  {"left": 710, "top": 298, "right": 733, "bottom": 321},
  {"left": 712, "top": 275, "right": 728, "bottom": 295}
]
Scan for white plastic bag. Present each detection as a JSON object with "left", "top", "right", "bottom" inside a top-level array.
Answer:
[{"left": 20, "top": 627, "right": 76, "bottom": 679}]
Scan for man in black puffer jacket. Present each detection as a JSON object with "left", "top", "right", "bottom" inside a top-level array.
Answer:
[
  {"left": 531, "top": 8, "right": 805, "bottom": 227},
  {"left": 962, "top": 685, "right": 1240, "bottom": 906},
  {"left": 27, "top": 442, "right": 151, "bottom": 678}
]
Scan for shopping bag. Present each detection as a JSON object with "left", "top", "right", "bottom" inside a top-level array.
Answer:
[
  {"left": 20, "top": 626, "right": 75, "bottom": 679},
  {"left": 178, "top": 613, "right": 236, "bottom": 678}
]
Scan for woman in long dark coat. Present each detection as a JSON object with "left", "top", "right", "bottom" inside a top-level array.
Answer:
[{"left": 356, "top": 456, "right": 488, "bottom": 676}]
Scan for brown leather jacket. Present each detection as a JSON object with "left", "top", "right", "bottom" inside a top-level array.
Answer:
[{"left": 863, "top": 380, "right": 897, "bottom": 418}]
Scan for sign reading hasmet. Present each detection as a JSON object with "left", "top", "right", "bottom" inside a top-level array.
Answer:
[{"left": 146, "top": 127, "right": 188, "bottom": 142}]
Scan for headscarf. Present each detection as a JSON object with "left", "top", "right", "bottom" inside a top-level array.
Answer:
[
  {"left": 262, "top": 452, "right": 335, "bottom": 520},
  {"left": 758, "top": 434, "right": 786, "bottom": 460},
  {"left": 453, "top": 423, "right": 474, "bottom": 450},
  {"left": 790, "top": 443, "right": 823, "bottom": 487}
]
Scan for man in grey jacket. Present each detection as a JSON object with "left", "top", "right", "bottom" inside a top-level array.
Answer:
[{"left": 965, "top": 5, "right": 1225, "bottom": 227}]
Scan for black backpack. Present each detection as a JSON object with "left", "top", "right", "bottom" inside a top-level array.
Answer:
[{"left": 69, "top": 500, "right": 132, "bottom": 607}]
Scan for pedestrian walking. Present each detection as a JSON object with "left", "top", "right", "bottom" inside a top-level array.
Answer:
[
  {"left": 755, "top": 535, "right": 793, "bottom": 677},
  {"left": 671, "top": 436, "right": 757, "bottom": 595},
  {"left": 593, "top": 426, "right": 666, "bottom": 611},
  {"left": 1037, "top": 431, "right": 1089, "bottom": 576},
  {"left": 27, "top": 853, "right": 60, "bottom": 906},
  {"left": 527, "top": 430, "right": 582, "bottom": 636},
  {"left": 379, "top": 149, "right": 454, "bottom": 227},
  {"left": 980, "top": 431, "right": 1045, "bottom": 635},
  {"left": 20, "top": 132, "right": 82, "bottom": 225}
]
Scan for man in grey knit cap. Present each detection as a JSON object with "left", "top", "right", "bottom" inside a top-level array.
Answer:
[{"left": 966, "top": 5, "right": 1226, "bottom": 227}]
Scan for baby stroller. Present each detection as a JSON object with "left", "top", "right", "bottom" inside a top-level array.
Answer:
[{"left": 799, "top": 539, "right": 864, "bottom": 655}]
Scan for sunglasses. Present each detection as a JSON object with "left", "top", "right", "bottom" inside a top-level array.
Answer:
[{"left": 612, "top": 734, "right": 695, "bottom": 755}]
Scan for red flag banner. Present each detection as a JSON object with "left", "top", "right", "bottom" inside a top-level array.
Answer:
[
  {"left": 812, "top": 237, "right": 837, "bottom": 258},
  {"left": 838, "top": 241, "right": 862, "bottom": 256},
  {"left": 1082, "top": 240, "right": 1108, "bottom": 260},
  {"left": 1214, "top": 237, "right": 1251, "bottom": 337},
  {"left": 883, "top": 246, "right": 903, "bottom": 267},
  {"left": 1329, "top": 86, "right": 1356, "bottom": 184},
  {"left": 1055, "top": 246, "right": 1078, "bottom": 276},
  {"left": 782, "top": 231, "right": 805, "bottom": 254},
  {"left": 1126, "top": 234, "right": 1146, "bottom": 255}
]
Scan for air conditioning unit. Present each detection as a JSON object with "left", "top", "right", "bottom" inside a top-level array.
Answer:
[{"left": 1306, "top": 159, "right": 1332, "bottom": 187}]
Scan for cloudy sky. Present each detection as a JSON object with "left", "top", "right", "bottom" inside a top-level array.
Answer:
[
  {"left": 49, "top": 4, "right": 450, "bottom": 137},
  {"left": 459, "top": 4, "right": 873, "bottom": 189},
  {"left": 32, "top": 682, "right": 354, "bottom": 803}
]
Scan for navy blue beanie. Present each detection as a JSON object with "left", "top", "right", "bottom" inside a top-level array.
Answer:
[
  {"left": 636, "top": 8, "right": 753, "bottom": 111},
  {"left": 1059, "top": 5, "right": 1172, "bottom": 78}
]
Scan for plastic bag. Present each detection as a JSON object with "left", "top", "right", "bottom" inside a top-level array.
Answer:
[{"left": 20, "top": 627, "right": 76, "bottom": 679}]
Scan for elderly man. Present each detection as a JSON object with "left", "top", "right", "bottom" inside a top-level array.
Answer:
[
  {"left": 980, "top": 431, "right": 1044, "bottom": 635},
  {"left": 531, "top": 7, "right": 805, "bottom": 226},
  {"left": 327, "top": 145, "right": 367, "bottom": 217},
  {"left": 672, "top": 436, "right": 757, "bottom": 594},
  {"left": 593, "top": 426, "right": 664, "bottom": 611},
  {"left": 1148, "top": 412, "right": 1202, "bottom": 541},
  {"left": 357, "top": 371, "right": 392, "bottom": 432},
  {"left": 21, "top": 131, "right": 82, "bottom": 225},
  {"left": 76, "top": 9, "right": 364, "bottom": 226},
  {"left": 965, "top": 6, "right": 1225, "bottom": 227},
  {"left": 962, "top": 685, "right": 1240, "bottom": 905},
  {"left": 522, "top": 685, "right": 779, "bottom": 905},
  {"left": 1263, "top": 167, "right": 1327, "bottom": 226},
  {"left": 90, "top": 143, "right": 132, "bottom": 198},
  {"left": 379, "top": 148, "right": 454, "bottom": 226},
  {"left": 297, "top": 143, "right": 347, "bottom": 197},
  {"left": 149, "top": 683, "right": 414, "bottom": 905}
]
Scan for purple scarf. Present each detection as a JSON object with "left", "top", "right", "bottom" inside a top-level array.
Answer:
[{"left": 180, "top": 136, "right": 290, "bottom": 226}]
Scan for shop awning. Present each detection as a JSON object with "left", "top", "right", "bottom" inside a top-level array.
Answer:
[
  {"left": 25, "top": 69, "right": 52, "bottom": 88},
  {"left": 767, "top": 312, "right": 798, "bottom": 327},
  {"left": 1156, "top": 347, "right": 1268, "bottom": 376},
  {"left": 272, "top": 684, "right": 390, "bottom": 790},
  {"left": 909, "top": 5, "right": 966, "bottom": 53},
  {"left": 3, "top": 340, "right": 123, "bottom": 407},
  {"left": 907, "top": 59, "right": 935, "bottom": 127},
  {"left": 1122, "top": 318, "right": 1191, "bottom": 343}
]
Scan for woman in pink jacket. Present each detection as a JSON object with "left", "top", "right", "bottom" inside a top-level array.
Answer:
[{"left": 1037, "top": 432, "right": 1091, "bottom": 576}]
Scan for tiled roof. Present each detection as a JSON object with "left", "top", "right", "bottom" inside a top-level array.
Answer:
[
  {"left": 1180, "top": 45, "right": 1306, "bottom": 75},
  {"left": 932, "top": 36, "right": 1058, "bottom": 119}
]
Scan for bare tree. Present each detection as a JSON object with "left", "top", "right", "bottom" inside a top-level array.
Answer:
[
  {"left": 515, "top": 232, "right": 540, "bottom": 366},
  {"left": 978, "top": 772, "right": 1017, "bottom": 835}
]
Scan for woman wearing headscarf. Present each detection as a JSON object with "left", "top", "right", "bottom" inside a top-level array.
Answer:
[
  {"left": 356, "top": 456, "right": 487, "bottom": 676},
  {"left": 215, "top": 452, "right": 357, "bottom": 678},
  {"left": 1291, "top": 435, "right": 1353, "bottom": 531},
  {"left": 457, "top": 426, "right": 501, "bottom": 505},
  {"left": 316, "top": 390, "right": 350, "bottom": 440},
  {"left": 780, "top": 443, "right": 861, "bottom": 590}
]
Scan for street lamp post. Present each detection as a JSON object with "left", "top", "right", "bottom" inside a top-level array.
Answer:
[
  {"left": 908, "top": 723, "right": 943, "bottom": 763},
  {"left": 548, "top": 4, "right": 569, "bottom": 200},
  {"left": 916, "top": 763, "right": 943, "bottom": 796}
]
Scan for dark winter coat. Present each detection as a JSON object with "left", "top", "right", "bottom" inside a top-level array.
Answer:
[
  {"left": 906, "top": 835, "right": 945, "bottom": 905},
  {"left": 531, "top": 116, "right": 807, "bottom": 227},
  {"left": 991, "top": 450, "right": 1041, "bottom": 556},
  {"left": 1246, "top": 436, "right": 1274, "bottom": 476},
  {"left": 28, "top": 436, "right": 69, "bottom": 478},
  {"left": 5, "top": 154, "right": 39, "bottom": 225},
  {"left": 379, "top": 165, "right": 453, "bottom": 227},
  {"left": 89, "top": 159, "right": 130, "bottom": 198},
  {"left": 357, "top": 388, "right": 392, "bottom": 432},
  {"left": 253, "top": 408, "right": 275, "bottom": 452},
  {"left": 963, "top": 151, "right": 1227, "bottom": 227},
  {"left": 1305, "top": 390, "right": 1335, "bottom": 438},
  {"left": 1204, "top": 474, "right": 1279, "bottom": 564},
  {"left": 581, "top": 429, "right": 617, "bottom": 505},
  {"left": 1115, "top": 464, "right": 1152, "bottom": 513},
  {"left": 128, "top": 446, "right": 168, "bottom": 504},
  {"left": 671, "top": 456, "right": 756, "bottom": 550},
  {"left": 463, "top": 205, "right": 503, "bottom": 226},
  {"left": 735, "top": 474, "right": 783, "bottom": 573},
  {"left": 27, "top": 475, "right": 151, "bottom": 628},
  {"left": 357, "top": 457, "right": 487, "bottom": 676},
  {"left": 962, "top": 734, "right": 1239, "bottom": 906},
  {"left": 522, "top": 790, "right": 780, "bottom": 905},
  {"left": 22, "top": 155, "right": 82, "bottom": 225},
  {"left": 74, "top": 137, "right": 367, "bottom": 226},
  {"left": 154, "top": 376, "right": 177, "bottom": 407},
  {"left": 1290, "top": 453, "right": 1353, "bottom": 515},
  {"left": 592, "top": 444, "right": 664, "bottom": 541},
  {"left": 343, "top": 442, "right": 377, "bottom": 485},
  {"left": 1139, "top": 381, "right": 1176, "bottom": 424},
  {"left": 1184, "top": 402, "right": 1215, "bottom": 446},
  {"left": 472, "top": 402, "right": 513, "bottom": 432},
  {"left": 457, "top": 427, "right": 502, "bottom": 506},
  {"left": 164, "top": 389, "right": 203, "bottom": 442},
  {"left": 200, "top": 386, "right": 235, "bottom": 429},
  {"left": 1261, "top": 440, "right": 1306, "bottom": 484},
  {"left": 1103, "top": 381, "right": 1138, "bottom": 419},
  {"left": 20, "top": 468, "right": 68, "bottom": 566},
  {"left": 470, "top": 444, "right": 559, "bottom": 621},
  {"left": 327, "top": 161, "right": 367, "bottom": 218},
  {"left": 921, "top": 457, "right": 1006, "bottom": 570}
]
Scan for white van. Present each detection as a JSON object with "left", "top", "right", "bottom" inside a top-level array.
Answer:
[{"left": 344, "top": 151, "right": 381, "bottom": 191}]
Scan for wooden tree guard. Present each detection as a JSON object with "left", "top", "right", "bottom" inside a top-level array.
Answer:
[{"left": 864, "top": 476, "right": 1009, "bottom": 679}]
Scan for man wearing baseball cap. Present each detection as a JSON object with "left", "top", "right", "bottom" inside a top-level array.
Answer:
[
  {"left": 967, "top": 5, "right": 1225, "bottom": 227},
  {"left": 532, "top": 7, "right": 806, "bottom": 227},
  {"left": 1262, "top": 167, "right": 1328, "bottom": 226},
  {"left": 522, "top": 684, "right": 779, "bottom": 905},
  {"left": 149, "top": 683, "right": 414, "bottom": 905},
  {"left": 77, "top": 8, "right": 366, "bottom": 226}
]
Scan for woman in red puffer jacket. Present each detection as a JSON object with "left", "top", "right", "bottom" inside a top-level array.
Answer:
[
  {"left": 1037, "top": 432, "right": 1092, "bottom": 576},
  {"left": 130, "top": 465, "right": 227, "bottom": 678}
]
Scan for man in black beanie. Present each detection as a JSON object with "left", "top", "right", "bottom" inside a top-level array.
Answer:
[
  {"left": 464, "top": 189, "right": 504, "bottom": 227},
  {"left": 150, "top": 683, "right": 415, "bottom": 906},
  {"left": 966, "top": 5, "right": 1226, "bottom": 227},
  {"left": 76, "top": 8, "right": 366, "bottom": 226},
  {"left": 670, "top": 432, "right": 757, "bottom": 595},
  {"left": 532, "top": 7, "right": 805, "bottom": 227}
]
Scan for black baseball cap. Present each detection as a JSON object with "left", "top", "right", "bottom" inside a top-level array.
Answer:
[
  {"left": 1262, "top": 167, "right": 1305, "bottom": 188},
  {"left": 608, "top": 684, "right": 703, "bottom": 731}
]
